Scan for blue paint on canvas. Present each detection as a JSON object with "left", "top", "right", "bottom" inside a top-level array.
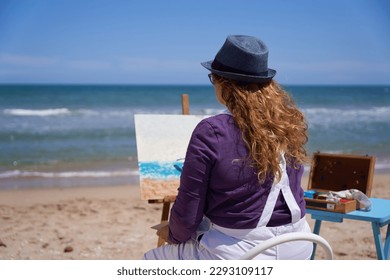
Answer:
[{"left": 138, "top": 161, "right": 183, "bottom": 179}]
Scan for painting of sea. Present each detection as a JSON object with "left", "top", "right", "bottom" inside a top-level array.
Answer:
[{"left": 134, "top": 114, "right": 207, "bottom": 200}]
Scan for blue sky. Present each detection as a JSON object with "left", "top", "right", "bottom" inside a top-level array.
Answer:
[{"left": 0, "top": 0, "right": 389, "bottom": 85}]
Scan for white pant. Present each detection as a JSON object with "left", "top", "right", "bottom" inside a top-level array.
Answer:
[{"left": 143, "top": 217, "right": 312, "bottom": 260}]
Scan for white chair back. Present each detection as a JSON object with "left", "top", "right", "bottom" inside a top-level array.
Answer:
[{"left": 239, "top": 232, "right": 333, "bottom": 260}]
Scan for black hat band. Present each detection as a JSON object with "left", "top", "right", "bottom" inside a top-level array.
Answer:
[{"left": 211, "top": 59, "right": 269, "bottom": 77}]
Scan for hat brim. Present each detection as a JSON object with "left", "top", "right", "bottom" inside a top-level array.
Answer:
[{"left": 201, "top": 60, "right": 276, "bottom": 83}]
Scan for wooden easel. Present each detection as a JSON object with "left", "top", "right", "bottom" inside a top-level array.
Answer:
[{"left": 148, "top": 93, "right": 189, "bottom": 247}]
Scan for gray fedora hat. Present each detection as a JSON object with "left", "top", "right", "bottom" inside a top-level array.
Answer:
[{"left": 201, "top": 35, "right": 276, "bottom": 83}]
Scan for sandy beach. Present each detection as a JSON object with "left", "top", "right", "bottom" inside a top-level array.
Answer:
[
  {"left": 140, "top": 178, "right": 180, "bottom": 200},
  {"left": 0, "top": 173, "right": 389, "bottom": 260}
]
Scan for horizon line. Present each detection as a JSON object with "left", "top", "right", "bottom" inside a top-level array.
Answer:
[{"left": 1, "top": 82, "right": 389, "bottom": 87}]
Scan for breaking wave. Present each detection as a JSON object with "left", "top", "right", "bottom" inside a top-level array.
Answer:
[
  {"left": 3, "top": 108, "right": 71, "bottom": 117},
  {"left": 0, "top": 169, "right": 138, "bottom": 179}
]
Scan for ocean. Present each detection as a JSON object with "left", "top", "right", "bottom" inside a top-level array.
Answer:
[{"left": 0, "top": 84, "right": 389, "bottom": 189}]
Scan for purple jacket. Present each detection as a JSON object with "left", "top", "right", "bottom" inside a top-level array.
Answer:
[{"left": 168, "top": 114, "right": 306, "bottom": 244}]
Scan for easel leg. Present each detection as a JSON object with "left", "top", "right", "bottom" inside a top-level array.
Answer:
[
  {"left": 157, "top": 201, "right": 171, "bottom": 247},
  {"left": 154, "top": 93, "right": 188, "bottom": 247}
]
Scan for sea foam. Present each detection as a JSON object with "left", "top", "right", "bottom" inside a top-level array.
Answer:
[
  {"left": 0, "top": 169, "right": 138, "bottom": 179},
  {"left": 4, "top": 108, "right": 71, "bottom": 117},
  {"left": 303, "top": 106, "right": 390, "bottom": 125}
]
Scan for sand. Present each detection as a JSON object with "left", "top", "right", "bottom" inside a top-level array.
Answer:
[
  {"left": 0, "top": 173, "right": 389, "bottom": 260},
  {"left": 140, "top": 178, "right": 180, "bottom": 200}
]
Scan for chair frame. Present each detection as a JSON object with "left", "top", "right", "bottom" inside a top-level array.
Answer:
[{"left": 239, "top": 232, "right": 333, "bottom": 260}]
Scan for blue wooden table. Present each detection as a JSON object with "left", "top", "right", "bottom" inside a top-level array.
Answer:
[{"left": 306, "top": 198, "right": 390, "bottom": 260}]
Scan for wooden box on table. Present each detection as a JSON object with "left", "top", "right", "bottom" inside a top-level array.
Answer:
[{"left": 304, "top": 152, "right": 375, "bottom": 213}]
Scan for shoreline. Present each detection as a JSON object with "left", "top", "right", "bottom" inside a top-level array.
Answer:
[
  {"left": 2, "top": 161, "right": 390, "bottom": 191},
  {"left": 0, "top": 173, "right": 389, "bottom": 260}
]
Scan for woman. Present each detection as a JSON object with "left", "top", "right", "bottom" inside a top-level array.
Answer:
[{"left": 144, "top": 35, "right": 312, "bottom": 260}]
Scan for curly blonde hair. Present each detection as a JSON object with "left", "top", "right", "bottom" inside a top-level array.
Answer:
[{"left": 213, "top": 75, "right": 308, "bottom": 182}]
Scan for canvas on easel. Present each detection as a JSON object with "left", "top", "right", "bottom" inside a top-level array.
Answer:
[
  {"left": 134, "top": 94, "right": 210, "bottom": 247},
  {"left": 134, "top": 114, "right": 208, "bottom": 200}
]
